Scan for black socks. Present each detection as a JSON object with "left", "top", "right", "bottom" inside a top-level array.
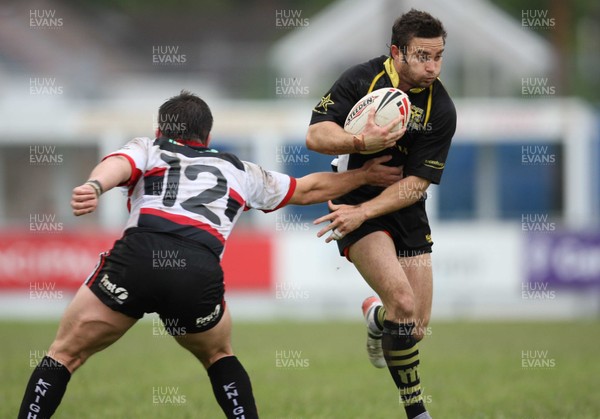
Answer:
[
  {"left": 382, "top": 321, "right": 427, "bottom": 419},
  {"left": 19, "top": 354, "right": 259, "bottom": 418},
  {"left": 207, "top": 355, "right": 258, "bottom": 419},
  {"left": 18, "top": 356, "right": 71, "bottom": 419}
]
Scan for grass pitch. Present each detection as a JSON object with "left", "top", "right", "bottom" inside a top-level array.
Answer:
[{"left": 2, "top": 319, "right": 599, "bottom": 418}]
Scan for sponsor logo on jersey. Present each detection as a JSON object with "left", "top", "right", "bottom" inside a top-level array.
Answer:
[
  {"left": 409, "top": 105, "right": 424, "bottom": 125},
  {"left": 423, "top": 160, "right": 445, "bottom": 170},
  {"left": 99, "top": 274, "right": 129, "bottom": 303},
  {"left": 196, "top": 304, "right": 221, "bottom": 327}
]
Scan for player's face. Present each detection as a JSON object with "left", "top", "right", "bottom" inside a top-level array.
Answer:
[{"left": 394, "top": 37, "right": 445, "bottom": 89}]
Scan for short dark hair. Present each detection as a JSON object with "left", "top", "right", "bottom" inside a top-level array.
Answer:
[
  {"left": 158, "top": 90, "right": 213, "bottom": 143},
  {"left": 391, "top": 9, "right": 447, "bottom": 55}
]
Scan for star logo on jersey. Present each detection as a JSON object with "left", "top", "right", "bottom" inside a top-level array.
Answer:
[{"left": 314, "top": 93, "right": 334, "bottom": 114}]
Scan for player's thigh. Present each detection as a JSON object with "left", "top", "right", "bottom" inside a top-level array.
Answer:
[
  {"left": 49, "top": 285, "right": 137, "bottom": 372},
  {"left": 174, "top": 306, "right": 233, "bottom": 369},
  {"left": 399, "top": 253, "right": 433, "bottom": 336},
  {"left": 348, "top": 231, "right": 415, "bottom": 319}
]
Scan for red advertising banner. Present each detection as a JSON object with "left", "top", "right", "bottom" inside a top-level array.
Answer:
[{"left": 0, "top": 230, "right": 272, "bottom": 292}]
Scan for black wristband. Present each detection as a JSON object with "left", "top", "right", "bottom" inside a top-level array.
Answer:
[{"left": 85, "top": 180, "right": 103, "bottom": 197}]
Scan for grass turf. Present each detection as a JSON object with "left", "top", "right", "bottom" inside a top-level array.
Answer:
[{"left": 2, "top": 320, "right": 599, "bottom": 418}]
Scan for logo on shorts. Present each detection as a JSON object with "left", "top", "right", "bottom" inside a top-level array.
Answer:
[
  {"left": 99, "top": 274, "right": 129, "bottom": 303},
  {"left": 196, "top": 304, "right": 221, "bottom": 327}
]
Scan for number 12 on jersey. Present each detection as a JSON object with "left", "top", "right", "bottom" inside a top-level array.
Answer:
[{"left": 154, "top": 153, "right": 243, "bottom": 226}]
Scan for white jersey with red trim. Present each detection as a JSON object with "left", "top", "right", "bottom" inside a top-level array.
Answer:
[{"left": 104, "top": 137, "right": 296, "bottom": 258}]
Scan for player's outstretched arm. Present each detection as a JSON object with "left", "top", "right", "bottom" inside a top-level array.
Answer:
[
  {"left": 287, "top": 155, "right": 402, "bottom": 206},
  {"left": 306, "top": 110, "right": 405, "bottom": 155},
  {"left": 71, "top": 155, "right": 132, "bottom": 216},
  {"left": 314, "top": 175, "right": 430, "bottom": 242}
]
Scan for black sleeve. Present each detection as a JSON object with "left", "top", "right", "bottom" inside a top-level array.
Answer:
[
  {"left": 403, "top": 95, "right": 456, "bottom": 185},
  {"left": 309, "top": 65, "right": 364, "bottom": 127}
]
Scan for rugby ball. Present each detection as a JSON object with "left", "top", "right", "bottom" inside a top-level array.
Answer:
[{"left": 344, "top": 88, "right": 411, "bottom": 153}]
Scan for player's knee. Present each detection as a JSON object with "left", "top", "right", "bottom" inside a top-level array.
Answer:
[
  {"left": 386, "top": 293, "right": 415, "bottom": 321},
  {"left": 205, "top": 350, "right": 234, "bottom": 369},
  {"left": 176, "top": 335, "right": 233, "bottom": 369},
  {"left": 195, "top": 348, "right": 234, "bottom": 369}
]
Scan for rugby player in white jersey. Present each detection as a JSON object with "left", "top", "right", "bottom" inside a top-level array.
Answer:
[{"left": 17, "top": 91, "right": 402, "bottom": 419}]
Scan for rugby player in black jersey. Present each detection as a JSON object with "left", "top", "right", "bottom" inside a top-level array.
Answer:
[{"left": 307, "top": 10, "right": 456, "bottom": 419}]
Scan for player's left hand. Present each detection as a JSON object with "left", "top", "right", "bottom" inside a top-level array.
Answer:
[
  {"left": 71, "top": 184, "right": 99, "bottom": 216},
  {"left": 361, "top": 110, "right": 406, "bottom": 152},
  {"left": 314, "top": 200, "right": 367, "bottom": 243}
]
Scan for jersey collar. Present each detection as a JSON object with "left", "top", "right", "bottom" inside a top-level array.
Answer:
[{"left": 383, "top": 57, "right": 428, "bottom": 94}]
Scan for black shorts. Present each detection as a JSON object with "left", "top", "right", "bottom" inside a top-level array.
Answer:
[
  {"left": 85, "top": 228, "right": 225, "bottom": 334},
  {"left": 336, "top": 199, "right": 433, "bottom": 261}
]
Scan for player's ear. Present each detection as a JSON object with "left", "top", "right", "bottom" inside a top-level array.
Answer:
[
  {"left": 391, "top": 45, "right": 401, "bottom": 61},
  {"left": 155, "top": 128, "right": 162, "bottom": 139},
  {"left": 205, "top": 133, "right": 212, "bottom": 147}
]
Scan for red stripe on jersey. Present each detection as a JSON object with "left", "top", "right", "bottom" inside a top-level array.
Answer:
[
  {"left": 140, "top": 208, "right": 226, "bottom": 244},
  {"left": 228, "top": 188, "right": 245, "bottom": 206},
  {"left": 126, "top": 185, "right": 135, "bottom": 213},
  {"left": 172, "top": 139, "right": 208, "bottom": 147},
  {"left": 144, "top": 167, "right": 166, "bottom": 178},
  {"left": 264, "top": 176, "right": 297, "bottom": 213},
  {"left": 103, "top": 153, "right": 143, "bottom": 187}
]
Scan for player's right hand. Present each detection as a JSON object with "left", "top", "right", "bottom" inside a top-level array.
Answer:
[
  {"left": 361, "top": 109, "right": 406, "bottom": 152},
  {"left": 71, "top": 184, "right": 99, "bottom": 216}
]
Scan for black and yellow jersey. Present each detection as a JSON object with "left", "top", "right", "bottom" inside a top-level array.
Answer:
[{"left": 310, "top": 55, "right": 456, "bottom": 205}]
